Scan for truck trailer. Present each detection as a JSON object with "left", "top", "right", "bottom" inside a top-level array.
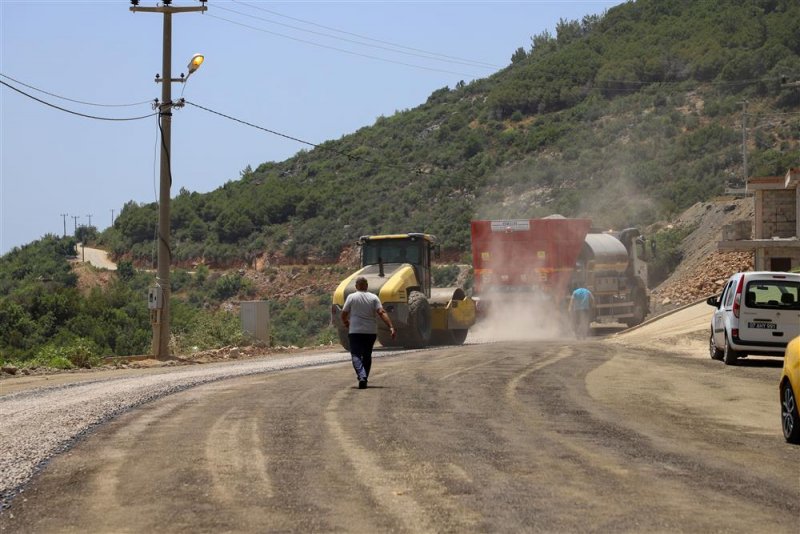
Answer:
[{"left": 470, "top": 218, "right": 650, "bottom": 328}]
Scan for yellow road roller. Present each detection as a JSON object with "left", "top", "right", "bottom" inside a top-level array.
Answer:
[{"left": 331, "top": 233, "right": 476, "bottom": 349}]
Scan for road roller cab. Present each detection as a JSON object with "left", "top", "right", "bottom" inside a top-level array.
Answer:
[{"left": 331, "top": 233, "right": 476, "bottom": 349}]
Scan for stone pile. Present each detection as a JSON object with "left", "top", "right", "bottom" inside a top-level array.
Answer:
[{"left": 650, "top": 251, "right": 753, "bottom": 313}]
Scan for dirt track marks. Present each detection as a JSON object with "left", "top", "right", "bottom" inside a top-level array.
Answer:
[
  {"left": 325, "top": 387, "right": 433, "bottom": 533},
  {"left": 206, "top": 406, "right": 274, "bottom": 504}
]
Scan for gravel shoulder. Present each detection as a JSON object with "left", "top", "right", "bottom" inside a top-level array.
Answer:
[{"left": 0, "top": 349, "right": 353, "bottom": 509}]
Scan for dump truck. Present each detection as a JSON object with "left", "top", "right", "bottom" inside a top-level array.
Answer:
[
  {"left": 470, "top": 218, "right": 650, "bottom": 327},
  {"left": 332, "top": 233, "right": 477, "bottom": 350}
]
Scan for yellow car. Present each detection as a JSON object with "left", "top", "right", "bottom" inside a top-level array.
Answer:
[{"left": 781, "top": 336, "right": 800, "bottom": 444}]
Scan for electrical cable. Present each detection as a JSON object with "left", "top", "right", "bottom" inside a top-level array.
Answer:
[
  {"left": 156, "top": 110, "right": 173, "bottom": 262},
  {"left": 0, "top": 72, "right": 152, "bottom": 108},
  {"left": 183, "top": 99, "right": 434, "bottom": 177},
  {"left": 151, "top": 114, "right": 160, "bottom": 269},
  {"left": 230, "top": 0, "right": 499, "bottom": 69},
  {"left": 216, "top": 3, "right": 497, "bottom": 70},
  {"left": 0, "top": 80, "right": 157, "bottom": 121},
  {"left": 205, "top": 13, "right": 481, "bottom": 78}
]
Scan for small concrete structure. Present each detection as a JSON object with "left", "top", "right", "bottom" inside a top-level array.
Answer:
[
  {"left": 240, "top": 301, "right": 270, "bottom": 344},
  {"left": 718, "top": 168, "right": 800, "bottom": 271}
]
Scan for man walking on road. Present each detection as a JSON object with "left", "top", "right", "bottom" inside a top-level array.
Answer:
[{"left": 341, "top": 277, "right": 396, "bottom": 389}]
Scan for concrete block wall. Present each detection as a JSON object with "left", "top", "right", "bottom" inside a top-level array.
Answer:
[
  {"left": 760, "top": 190, "right": 797, "bottom": 238},
  {"left": 722, "top": 220, "right": 752, "bottom": 241},
  {"left": 756, "top": 248, "right": 800, "bottom": 271}
]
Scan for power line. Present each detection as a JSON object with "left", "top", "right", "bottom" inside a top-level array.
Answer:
[
  {"left": 184, "top": 99, "right": 341, "bottom": 151},
  {"left": 0, "top": 80, "right": 157, "bottom": 122},
  {"left": 183, "top": 99, "right": 431, "bottom": 177},
  {"left": 218, "top": 2, "right": 498, "bottom": 70},
  {"left": 205, "top": 13, "right": 482, "bottom": 79},
  {"left": 0, "top": 73, "right": 152, "bottom": 108},
  {"left": 231, "top": 0, "right": 499, "bottom": 68}
]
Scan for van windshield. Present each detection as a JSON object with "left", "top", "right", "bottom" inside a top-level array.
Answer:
[{"left": 744, "top": 280, "right": 800, "bottom": 310}]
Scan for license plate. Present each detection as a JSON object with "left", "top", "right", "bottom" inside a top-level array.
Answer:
[{"left": 748, "top": 322, "right": 777, "bottom": 329}]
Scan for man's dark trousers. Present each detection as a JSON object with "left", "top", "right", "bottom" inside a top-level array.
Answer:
[{"left": 348, "top": 333, "right": 377, "bottom": 381}]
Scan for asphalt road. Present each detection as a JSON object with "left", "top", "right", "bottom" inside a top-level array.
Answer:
[{"left": 2, "top": 333, "right": 798, "bottom": 533}]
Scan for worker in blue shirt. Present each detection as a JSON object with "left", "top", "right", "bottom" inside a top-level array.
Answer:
[{"left": 568, "top": 286, "right": 595, "bottom": 339}]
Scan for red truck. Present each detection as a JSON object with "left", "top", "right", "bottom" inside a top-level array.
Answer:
[{"left": 470, "top": 217, "right": 650, "bottom": 328}]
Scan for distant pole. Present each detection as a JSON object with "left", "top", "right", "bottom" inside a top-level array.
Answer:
[
  {"left": 110, "top": 208, "right": 115, "bottom": 227},
  {"left": 86, "top": 214, "right": 93, "bottom": 228},
  {"left": 71, "top": 215, "right": 80, "bottom": 235},
  {"left": 60, "top": 213, "right": 68, "bottom": 237},
  {"left": 131, "top": 0, "right": 207, "bottom": 360},
  {"left": 740, "top": 99, "right": 748, "bottom": 183}
]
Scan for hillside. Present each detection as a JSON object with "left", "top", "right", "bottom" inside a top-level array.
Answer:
[
  {"left": 2, "top": 0, "right": 799, "bottom": 365},
  {"left": 98, "top": 0, "right": 800, "bottom": 267}
]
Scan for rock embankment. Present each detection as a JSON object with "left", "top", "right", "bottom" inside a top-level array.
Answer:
[
  {"left": 649, "top": 198, "right": 755, "bottom": 315},
  {"left": 650, "top": 251, "right": 753, "bottom": 312}
]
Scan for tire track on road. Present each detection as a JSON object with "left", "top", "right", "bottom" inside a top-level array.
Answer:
[{"left": 325, "top": 387, "right": 434, "bottom": 533}]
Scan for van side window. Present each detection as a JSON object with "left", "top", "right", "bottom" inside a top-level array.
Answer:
[{"left": 723, "top": 280, "right": 736, "bottom": 308}]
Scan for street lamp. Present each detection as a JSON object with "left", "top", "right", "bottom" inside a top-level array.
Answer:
[{"left": 187, "top": 53, "right": 204, "bottom": 77}]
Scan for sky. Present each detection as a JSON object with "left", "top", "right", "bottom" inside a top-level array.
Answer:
[{"left": 0, "top": 0, "right": 624, "bottom": 255}]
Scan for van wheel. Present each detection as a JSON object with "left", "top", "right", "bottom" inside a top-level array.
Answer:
[
  {"left": 723, "top": 335, "right": 740, "bottom": 365},
  {"left": 781, "top": 380, "right": 800, "bottom": 444},
  {"left": 709, "top": 329, "right": 723, "bottom": 360}
]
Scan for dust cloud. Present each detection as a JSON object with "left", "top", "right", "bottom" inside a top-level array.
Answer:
[{"left": 467, "top": 294, "right": 573, "bottom": 343}]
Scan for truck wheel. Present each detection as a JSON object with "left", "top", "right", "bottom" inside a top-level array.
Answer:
[
  {"left": 624, "top": 290, "right": 648, "bottom": 327},
  {"left": 338, "top": 328, "right": 350, "bottom": 351},
  {"left": 709, "top": 329, "right": 723, "bottom": 360},
  {"left": 723, "top": 334, "right": 740, "bottom": 365},
  {"left": 401, "top": 291, "right": 432, "bottom": 349}
]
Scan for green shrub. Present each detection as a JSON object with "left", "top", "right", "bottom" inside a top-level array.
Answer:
[
  {"left": 34, "top": 337, "right": 101, "bottom": 369},
  {"left": 432, "top": 265, "right": 460, "bottom": 287},
  {"left": 648, "top": 226, "right": 696, "bottom": 286},
  {"left": 45, "top": 355, "right": 74, "bottom": 370},
  {"left": 171, "top": 306, "right": 246, "bottom": 354},
  {"left": 117, "top": 260, "right": 135, "bottom": 281},
  {"left": 213, "top": 273, "right": 245, "bottom": 300}
]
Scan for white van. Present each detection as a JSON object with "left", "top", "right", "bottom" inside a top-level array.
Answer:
[{"left": 707, "top": 271, "right": 800, "bottom": 365}]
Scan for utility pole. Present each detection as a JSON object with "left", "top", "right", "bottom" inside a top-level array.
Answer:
[
  {"left": 131, "top": 0, "right": 207, "bottom": 360},
  {"left": 740, "top": 99, "right": 748, "bottom": 183},
  {"left": 71, "top": 215, "right": 80, "bottom": 236},
  {"left": 110, "top": 209, "right": 115, "bottom": 227},
  {"left": 86, "top": 214, "right": 93, "bottom": 228},
  {"left": 60, "top": 213, "right": 68, "bottom": 237}
]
